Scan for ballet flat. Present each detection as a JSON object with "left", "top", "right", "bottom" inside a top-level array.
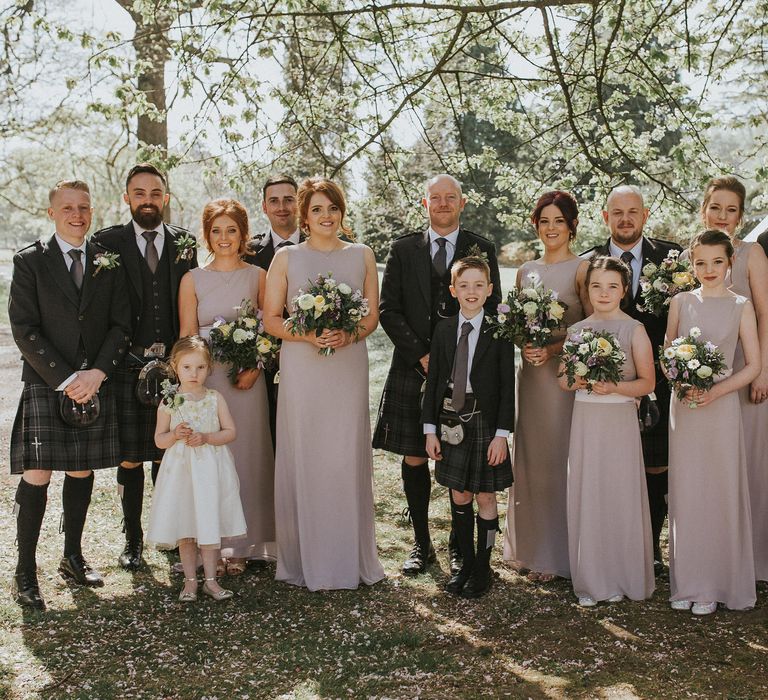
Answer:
[
  {"left": 179, "top": 578, "right": 198, "bottom": 602},
  {"left": 202, "top": 578, "right": 234, "bottom": 601}
]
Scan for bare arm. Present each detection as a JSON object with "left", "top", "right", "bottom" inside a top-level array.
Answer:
[
  {"left": 178, "top": 271, "right": 199, "bottom": 337},
  {"left": 746, "top": 245, "right": 768, "bottom": 401},
  {"left": 576, "top": 259, "right": 592, "bottom": 316},
  {"left": 154, "top": 407, "right": 191, "bottom": 450},
  {"left": 257, "top": 267, "right": 266, "bottom": 311}
]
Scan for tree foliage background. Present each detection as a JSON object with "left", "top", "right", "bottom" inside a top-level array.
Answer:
[{"left": 1, "top": 0, "right": 766, "bottom": 257}]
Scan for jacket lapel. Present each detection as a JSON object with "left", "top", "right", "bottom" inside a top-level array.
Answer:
[
  {"left": 443, "top": 315, "right": 459, "bottom": 374},
  {"left": 79, "top": 240, "right": 99, "bottom": 311},
  {"left": 120, "top": 222, "right": 143, "bottom": 300},
  {"left": 415, "top": 230, "right": 432, "bottom": 309},
  {"left": 42, "top": 235, "right": 80, "bottom": 308},
  {"left": 471, "top": 315, "right": 493, "bottom": 370}
]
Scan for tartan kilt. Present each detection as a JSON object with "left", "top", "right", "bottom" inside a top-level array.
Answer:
[
  {"left": 113, "top": 365, "right": 164, "bottom": 463},
  {"left": 641, "top": 377, "right": 671, "bottom": 468},
  {"left": 10, "top": 382, "right": 120, "bottom": 474},
  {"left": 372, "top": 364, "right": 427, "bottom": 458},
  {"left": 435, "top": 402, "right": 513, "bottom": 494}
]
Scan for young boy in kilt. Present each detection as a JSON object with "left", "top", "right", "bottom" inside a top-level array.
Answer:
[
  {"left": 421, "top": 256, "right": 514, "bottom": 598},
  {"left": 9, "top": 180, "right": 131, "bottom": 610},
  {"left": 93, "top": 163, "right": 197, "bottom": 570}
]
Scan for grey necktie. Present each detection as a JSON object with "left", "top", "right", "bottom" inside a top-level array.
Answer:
[
  {"left": 621, "top": 251, "right": 634, "bottom": 302},
  {"left": 276, "top": 240, "right": 294, "bottom": 249},
  {"left": 451, "top": 321, "right": 474, "bottom": 413},
  {"left": 68, "top": 249, "right": 84, "bottom": 291},
  {"left": 433, "top": 237, "right": 448, "bottom": 277},
  {"left": 142, "top": 230, "right": 159, "bottom": 274}
]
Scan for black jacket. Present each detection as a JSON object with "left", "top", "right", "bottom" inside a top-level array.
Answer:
[
  {"left": 9, "top": 235, "right": 132, "bottom": 388},
  {"left": 92, "top": 221, "right": 197, "bottom": 337},
  {"left": 421, "top": 313, "right": 515, "bottom": 433},
  {"left": 379, "top": 228, "right": 502, "bottom": 369},
  {"left": 244, "top": 232, "right": 306, "bottom": 271}
]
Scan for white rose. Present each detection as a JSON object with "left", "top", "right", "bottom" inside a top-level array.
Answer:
[
  {"left": 696, "top": 365, "right": 713, "bottom": 378},
  {"left": 522, "top": 301, "right": 538, "bottom": 317},
  {"left": 642, "top": 262, "right": 658, "bottom": 276},
  {"left": 574, "top": 362, "right": 589, "bottom": 377},
  {"left": 652, "top": 278, "right": 666, "bottom": 291},
  {"left": 256, "top": 338, "right": 273, "bottom": 354},
  {"left": 690, "top": 327, "right": 702, "bottom": 339},
  {"left": 337, "top": 283, "right": 352, "bottom": 295},
  {"left": 243, "top": 317, "right": 257, "bottom": 329},
  {"left": 232, "top": 328, "right": 248, "bottom": 344},
  {"left": 297, "top": 294, "right": 315, "bottom": 311}
]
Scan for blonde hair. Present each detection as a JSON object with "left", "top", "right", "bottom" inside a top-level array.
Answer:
[
  {"left": 450, "top": 256, "right": 491, "bottom": 284},
  {"left": 48, "top": 180, "right": 90, "bottom": 204},
  {"left": 170, "top": 336, "right": 212, "bottom": 374}
]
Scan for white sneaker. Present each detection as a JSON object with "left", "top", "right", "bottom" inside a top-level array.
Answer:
[
  {"left": 691, "top": 601, "right": 717, "bottom": 616},
  {"left": 670, "top": 599, "right": 692, "bottom": 611},
  {"left": 607, "top": 595, "right": 624, "bottom": 603},
  {"left": 578, "top": 596, "right": 597, "bottom": 607}
]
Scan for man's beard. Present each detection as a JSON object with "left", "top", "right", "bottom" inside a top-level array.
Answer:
[
  {"left": 132, "top": 204, "right": 163, "bottom": 229},
  {"left": 611, "top": 226, "right": 643, "bottom": 247}
]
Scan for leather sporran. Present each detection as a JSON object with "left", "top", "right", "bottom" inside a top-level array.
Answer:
[
  {"left": 637, "top": 393, "right": 660, "bottom": 433},
  {"left": 135, "top": 360, "right": 176, "bottom": 407},
  {"left": 59, "top": 393, "right": 100, "bottom": 428}
]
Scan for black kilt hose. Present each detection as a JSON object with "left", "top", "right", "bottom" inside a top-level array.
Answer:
[
  {"left": 11, "top": 382, "right": 120, "bottom": 474},
  {"left": 372, "top": 365, "right": 427, "bottom": 458},
  {"left": 434, "top": 398, "right": 513, "bottom": 494},
  {"left": 113, "top": 363, "right": 164, "bottom": 463}
]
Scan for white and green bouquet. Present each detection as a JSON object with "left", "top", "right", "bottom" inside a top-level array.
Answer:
[
  {"left": 159, "top": 379, "right": 185, "bottom": 415},
  {"left": 287, "top": 272, "right": 370, "bottom": 356},
  {"left": 660, "top": 327, "right": 727, "bottom": 407},
  {"left": 488, "top": 270, "right": 568, "bottom": 347},
  {"left": 637, "top": 250, "right": 698, "bottom": 316},
  {"left": 209, "top": 299, "right": 281, "bottom": 382},
  {"left": 559, "top": 327, "right": 626, "bottom": 391}
]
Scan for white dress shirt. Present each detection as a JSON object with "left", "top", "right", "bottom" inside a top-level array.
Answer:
[
  {"left": 609, "top": 237, "right": 643, "bottom": 297},
  {"left": 424, "top": 310, "right": 509, "bottom": 438},
  {"left": 428, "top": 227, "right": 459, "bottom": 269},
  {"left": 270, "top": 229, "right": 301, "bottom": 248},
  {"left": 132, "top": 220, "right": 165, "bottom": 258}
]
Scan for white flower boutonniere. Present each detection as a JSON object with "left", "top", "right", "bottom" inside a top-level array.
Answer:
[
  {"left": 93, "top": 251, "right": 120, "bottom": 277},
  {"left": 174, "top": 233, "right": 197, "bottom": 263}
]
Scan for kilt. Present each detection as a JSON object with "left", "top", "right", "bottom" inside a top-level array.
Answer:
[
  {"left": 434, "top": 398, "right": 513, "bottom": 494},
  {"left": 10, "top": 382, "right": 120, "bottom": 473},
  {"left": 113, "top": 365, "right": 164, "bottom": 463},
  {"left": 641, "top": 378, "right": 670, "bottom": 468},
  {"left": 372, "top": 364, "right": 427, "bottom": 458}
]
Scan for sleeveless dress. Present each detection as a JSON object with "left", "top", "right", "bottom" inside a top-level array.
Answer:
[
  {"left": 566, "top": 317, "right": 655, "bottom": 602},
  {"left": 668, "top": 290, "right": 756, "bottom": 609},
  {"left": 503, "top": 257, "right": 584, "bottom": 578},
  {"left": 146, "top": 389, "right": 247, "bottom": 548},
  {"left": 274, "top": 243, "right": 385, "bottom": 590},
  {"left": 728, "top": 241, "right": 768, "bottom": 581},
  {"left": 192, "top": 266, "right": 276, "bottom": 561}
]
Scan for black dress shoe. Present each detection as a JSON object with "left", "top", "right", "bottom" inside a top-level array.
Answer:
[
  {"left": 118, "top": 540, "right": 144, "bottom": 571},
  {"left": 402, "top": 541, "right": 436, "bottom": 576},
  {"left": 58, "top": 554, "right": 104, "bottom": 587},
  {"left": 449, "top": 545, "right": 463, "bottom": 576},
  {"left": 444, "top": 566, "right": 473, "bottom": 595},
  {"left": 461, "top": 565, "right": 493, "bottom": 599},
  {"left": 12, "top": 572, "right": 46, "bottom": 611}
]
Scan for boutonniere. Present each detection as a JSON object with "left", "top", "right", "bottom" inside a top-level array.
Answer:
[
  {"left": 93, "top": 251, "right": 120, "bottom": 276},
  {"left": 464, "top": 243, "right": 489, "bottom": 262},
  {"left": 174, "top": 233, "right": 197, "bottom": 263}
]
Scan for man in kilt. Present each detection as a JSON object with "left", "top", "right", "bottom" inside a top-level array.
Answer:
[
  {"left": 93, "top": 163, "right": 197, "bottom": 571},
  {"left": 10, "top": 180, "right": 131, "bottom": 610},
  {"left": 373, "top": 174, "right": 501, "bottom": 575},
  {"left": 244, "top": 174, "right": 303, "bottom": 449},
  {"left": 582, "top": 185, "right": 682, "bottom": 575}
]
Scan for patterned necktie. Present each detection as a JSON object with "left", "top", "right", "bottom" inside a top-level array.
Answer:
[
  {"left": 142, "top": 230, "right": 159, "bottom": 274},
  {"left": 451, "top": 321, "right": 474, "bottom": 413},
  {"left": 68, "top": 249, "right": 84, "bottom": 291},
  {"left": 621, "top": 251, "right": 635, "bottom": 303},
  {"left": 276, "top": 240, "right": 294, "bottom": 249},
  {"left": 433, "top": 237, "right": 448, "bottom": 277}
]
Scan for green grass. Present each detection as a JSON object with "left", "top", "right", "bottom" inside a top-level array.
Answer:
[{"left": 0, "top": 326, "right": 767, "bottom": 698}]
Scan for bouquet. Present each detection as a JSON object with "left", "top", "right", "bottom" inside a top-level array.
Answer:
[
  {"left": 559, "top": 327, "right": 626, "bottom": 391},
  {"left": 209, "top": 299, "right": 281, "bottom": 383},
  {"left": 637, "top": 250, "right": 698, "bottom": 316},
  {"left": 660, "top": 327, "right": 727, "bottom": 407},
  {"left": 159, "top": 379, "right": 185, "bottom": 416},
  {"left": 488, "top": 270, "right": 568, "bottom": 347},
  {"left": 286, "top": 272, "right": 370, "bottom": 356}
]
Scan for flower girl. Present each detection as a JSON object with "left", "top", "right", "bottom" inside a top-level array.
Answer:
[
  {"left": 147, "top": 336, "right": 247, "bottom": 602},
  {"left": 558, "top": 256, "right": 656, "bottom": 607},
  {"left": 665, "top": 230, "right": 759, "bottom": 614}
]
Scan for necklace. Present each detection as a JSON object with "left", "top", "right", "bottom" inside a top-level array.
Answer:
[
  {"left": 206, "top": 264, "right": 243, "bottom": 287},
  {"left": 306, "top": 241, "right": 345, "bottom": 256}
]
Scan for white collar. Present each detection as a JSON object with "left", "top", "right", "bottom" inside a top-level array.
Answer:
[
  {"left": 428, "top": 227, "right": 460, "bottom": 246},
  {"left": 54, "top": 232, "right": 86, "bottom": 255},
  {"left": 458, "top": 309, "right": 484, "bottom": 331},
  {"left": 609, "top": 237, "right": 644, "bottom": 261},
  {"left": 132, "top": 220, "right": 164, "bottom": 239},
  {"left": 270, "top": 229, "right": 301, "bottom": 247}
]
